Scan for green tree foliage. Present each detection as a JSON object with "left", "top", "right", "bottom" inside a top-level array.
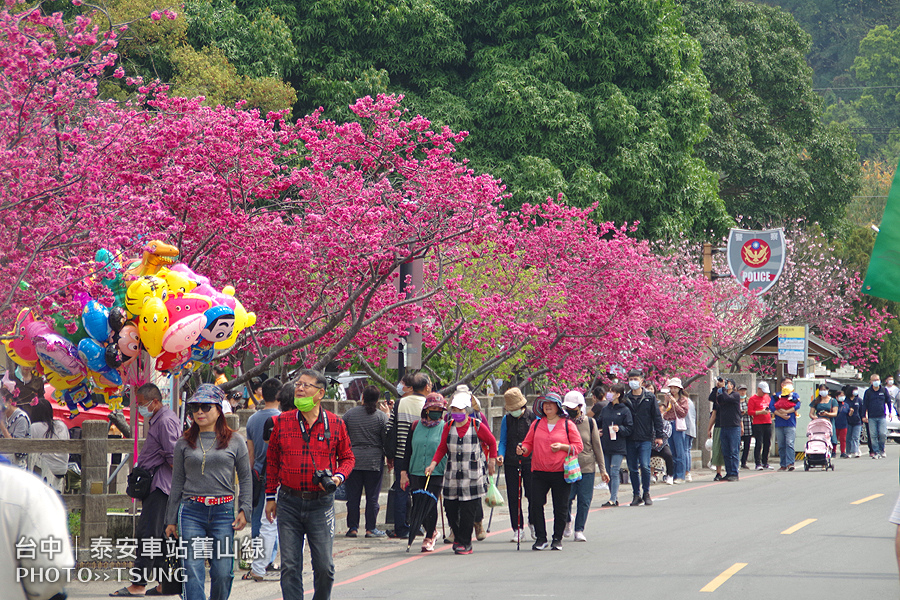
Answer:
[
  {"left": 681, "top": 0, "right": 860, "bottom": 234},
  {"left": 763, "top": 0, "right": 900, "bottom": 89},
  {"left": 286, "top": 0, "right": 730, "bottom": 238}
]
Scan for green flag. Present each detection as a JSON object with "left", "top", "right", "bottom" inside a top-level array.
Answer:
[{"left": 863, "top": 156, "right": 900, "bottom": 302}]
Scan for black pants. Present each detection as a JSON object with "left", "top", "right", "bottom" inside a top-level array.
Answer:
[
  {"left": 530, "top": 470, "right": 570, "bottom": 543},
  {"left": 408, "top": 474, "right": 443, "bottom": 537},
  {"left": 345, "top": 468, "right": 383, "bottom": 532},
  {"left": 504, "top": 461, "right": 533, "bottom": 530},
  {"left": 132, "top": 488, "right": 168, "bottom": 586},
  {"left": 752, "top": 423, "right": 772, "bottom": 467},
  {"left": 445, "top": 498, "right": 480, "bottom": 546},
  {"left": 741, "top": 433, "right": 753, "bottom": 466},
  {"left": 651, "top": 444, "right": 673, "bottom": 476}
]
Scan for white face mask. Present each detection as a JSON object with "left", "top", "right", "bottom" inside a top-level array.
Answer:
[
  {"left": 819, "top": 390, "right": 828, "bottom": 398},
  {"left": 873, "top": 380, "right": 881, "bottom": 388},
  {"left": 628, "top": 380, "right": 641, "bottom": 391},
  {"left": 605, "top": 392, "right": 614, "bottom": 401},
  {"left": 888, "top": 380, "right": 894, "bottom": 386},
  {"left": 853, "top": 389, "right": 860, "bottom": 397}
]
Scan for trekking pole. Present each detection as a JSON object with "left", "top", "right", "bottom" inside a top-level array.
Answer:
[
  {"left": 517, "top": 464, "right": 523, "bottom": 551},
  {"left": 439, "top": 494, "right": 446, "bottom": 539}
]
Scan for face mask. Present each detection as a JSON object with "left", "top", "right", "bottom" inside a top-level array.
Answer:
[
  {"left": 566, "top": 408, "right": 579, "bottom": 419},
  {"left": 853, "top": 389, "right": 860, "bottom": 397},
  {"left": 450, "top": 411, "right": 467, "bottom": 423},
  {"left": 138, "top": 404, "right": 152, "bottom": 418},
  {"left": 509, "top": 408, "right": 524, "bottom": 418},
  {"left": 873, "top": 380, "right": 881, "bottom": 388},
  {"left": 294, "top": 395, "right": 316, "bottom": 412},
  {"left": 427, "top": 410, "right": 443, "bottom": 421},
  {"left": 605, "top": 392, "right": 614, "bottom": 401},
  {"left": 837, "top": 396, "right": 845, "bottom": 402},
  {"left": 888, "top": 380, "right": 894, "bottom": 386},
  {"left": 740, "top": 394, "right": 748, "bottom": 400},
  {"left": 628, "top": 380, "right": 641, "bottom": 391},
  {"left": 819, "top": 390, "right": 828, "bottom": 398}
]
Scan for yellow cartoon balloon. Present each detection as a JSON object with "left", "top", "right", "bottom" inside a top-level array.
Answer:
[
  {"left": 158, "top": 267, "right": 197, "bottom": 294},
  {"left": 125, "top": 276, "right": 167, "bottom": 319},
  {"left": 214, "top": 298, "right": 255, "bottom": 350},
  {"left": 138, "top": 297, "right": 169, "bottom": 357}
]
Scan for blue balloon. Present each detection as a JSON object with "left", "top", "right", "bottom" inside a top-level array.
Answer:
[
  {"left": 82, "top": 300, "right": 111, "bottom": 341},
  {"left": 77, "top": 338, "right": 108, "bottom": 372}
]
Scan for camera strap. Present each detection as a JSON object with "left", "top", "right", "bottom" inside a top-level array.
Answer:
[{"left": 297, "top": 409, "right": 332, "bottom": 472}]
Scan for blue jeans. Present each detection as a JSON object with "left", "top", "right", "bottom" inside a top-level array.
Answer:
[
  {"left": 566, "top": 472, "right": 595, "bottom": 532},
  {"left": 848, "top": 424, "right": 862, "bottom": 455},
  {"left": 869, "top": 417, "right": 887, "bottom": 455},
  {"left": 604, "top": 453, "right": 625, "bottom": 502},
  {"left": 277, "top": 490, "right": 335, "bottom": 600},
  {"left": 775, "top": 426, "right": 796, "bottom": 467},
  {"left": 670, "top": 429, "right": 687, "bottom": 479},
  {"left": 719, "top": 426, "right": 741, "bottom": 477},
  {"left": 178, "top": 498, "right": 235, "bottom": 600},
  {"left": 626, "top": 440, "right": 652, "bottom": 497}
]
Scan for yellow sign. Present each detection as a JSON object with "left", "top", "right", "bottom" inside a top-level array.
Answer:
[{"left": 778, "top": 326, "right": 806, "bottom": 338}]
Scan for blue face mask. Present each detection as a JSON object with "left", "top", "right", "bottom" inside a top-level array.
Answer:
[{"left": 138, "top": 404, "right": 152, "bottom": 418}]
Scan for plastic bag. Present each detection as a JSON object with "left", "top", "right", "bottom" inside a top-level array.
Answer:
[
  {"left": 563, "top": 451, "right": 582, "bottom": 483},
  {"left": 484, "top": 476, "right": 504, "bottom": 507}
]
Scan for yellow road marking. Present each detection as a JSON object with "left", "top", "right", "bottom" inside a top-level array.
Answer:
[
  {"left": 851, "top": 493, "right": 884, "bottom": 505},
  {"left": 700, "top": 563, "right": 748, "bottom": 592},
  {"left": 781, "top": 518, "right": 817, "bottom": 535}
]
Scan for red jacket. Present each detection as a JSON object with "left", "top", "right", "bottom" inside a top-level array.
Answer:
[{"left": 521, "top": 418, "right": 584, "bottom": 472}]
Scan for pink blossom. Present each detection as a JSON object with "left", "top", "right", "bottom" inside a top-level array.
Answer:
[{"left": 150, "top": 11, "right": 161, "bottom": 21}]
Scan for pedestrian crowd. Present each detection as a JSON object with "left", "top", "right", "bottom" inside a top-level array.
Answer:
[{"left": 2, "top": 365, "right": 898, "bottom": 600}]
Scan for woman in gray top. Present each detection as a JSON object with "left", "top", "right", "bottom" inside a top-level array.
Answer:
[{"left": 165, "top": 384, "right": 251, "bottom": 600}]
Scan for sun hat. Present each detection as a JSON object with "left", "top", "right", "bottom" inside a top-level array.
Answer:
[
  {"left": 422, "top": 392, "right": 447, "bottom": 412},
  {"left": 536, "top": 392, "right": 564, "bottom": 416},
  {"left": 504, "top": 387, "right": 527, "bottom": 411},
  {"left": 188, "top": 383, "right": 225, "bottom": 405},
  {"left": 449, "top": 385, "right": 472, "bottom": 409},
  {"left": 562, "top": 390, "right": 585, "bottom": 409},
  {"left": 666, "top": 377, "right": 683, "bottom": 390}
]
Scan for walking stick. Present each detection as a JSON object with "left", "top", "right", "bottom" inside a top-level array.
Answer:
[
  {"left": 439, "top": 494, "right": 446, "bottom": 539},
  {"left": 517, "top": 464, "right": 523, "bottom": 551}
]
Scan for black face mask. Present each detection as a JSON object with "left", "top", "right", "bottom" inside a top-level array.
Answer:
[
  {"left": 566, "top": 408, "right": 579, "bottom": 419},
  {"left": 427, "top": 411, "right": 443, "bottom": 421}
]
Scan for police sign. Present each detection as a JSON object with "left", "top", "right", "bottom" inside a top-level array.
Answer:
[{"left": 726, "top": 228, "right": 786, "bottom": 295}]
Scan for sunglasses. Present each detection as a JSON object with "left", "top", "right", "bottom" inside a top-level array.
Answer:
[{"left": 190, "top": 403, "right": 216, "bottom": 414}]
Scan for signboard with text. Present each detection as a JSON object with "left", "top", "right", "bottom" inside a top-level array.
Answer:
[{"left": 726, "top": 228, "right": 786, "bottom": 295}]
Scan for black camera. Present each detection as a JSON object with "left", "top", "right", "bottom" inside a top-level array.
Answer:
[{"left": 315, "top": 469, "right": 337, "bottom": 493}]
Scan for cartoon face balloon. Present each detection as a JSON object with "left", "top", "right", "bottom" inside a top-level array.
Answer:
[
  {"left": 125, "top": 276, "right": 167, "bottom": 319},
  {"left": 104, "top": 343, "right": 125, "bottom": 370},
  {"left": 138, "top": 297, "right": 169, "bottom": 357},
  {"left": 108, "top": 306, "right": 128, "bottom": 333},
  {"left": 158, "top": 267, "right": 197, "bottom": 294},
  {"left": 164, "top": 292, "right": 211, "bottom": 323},
  {"left": 117, "top": 324, "right": 141, "bottom": 357},
  {"left": 162, "top": 313, "right": 205, "bottom": 354},
  {"left": 200, "top": 306, "right": 235, "bottom": 344}
]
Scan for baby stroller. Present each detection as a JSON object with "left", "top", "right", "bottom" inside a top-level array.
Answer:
[{"left": 804, "top": 418, "right": 834, "bottom": 471}]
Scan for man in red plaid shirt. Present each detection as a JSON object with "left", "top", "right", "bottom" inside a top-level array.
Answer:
[{"left": 265, "top": 369, "right": 354, "bottom": 600}]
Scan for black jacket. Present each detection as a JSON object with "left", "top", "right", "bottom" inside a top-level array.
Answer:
[
  {"left": 625, "top": 390, "right": 665, "bottom": 442},
  {"left": 598, "top": 402, "right": 633, "bottom": 455},
  {"left": 716, "top": 389, "right": 742, "bottom": 428}
]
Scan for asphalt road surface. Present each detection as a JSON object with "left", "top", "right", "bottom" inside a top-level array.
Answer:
[{"left": 71, "top": 450, "right": 899, "bottom": 599}]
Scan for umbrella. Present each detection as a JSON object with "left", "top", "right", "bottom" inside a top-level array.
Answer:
[
  {"left": 516, "top": 465, "right": 523, "bottom": 551},
  {"left": 406, "top": 474, "right": 438, "bottom": 552}
]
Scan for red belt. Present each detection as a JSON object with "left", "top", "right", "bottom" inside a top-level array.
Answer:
[{"left": 190, "top": 495, "right": 234, "bottom": 506}]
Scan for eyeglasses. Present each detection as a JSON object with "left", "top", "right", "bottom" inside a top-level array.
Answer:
[
  {"left": 190, "top": 403, "right": 216, "bottom": 414},
  {"left": 296, "top": 382, "right": 323, "bottom": 390}
]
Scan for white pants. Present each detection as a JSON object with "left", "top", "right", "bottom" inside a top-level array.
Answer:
[{"left": 251, "top": 514, "right": 278, "bottom": 576}]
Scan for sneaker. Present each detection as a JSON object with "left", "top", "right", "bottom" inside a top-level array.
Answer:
[
  {"left": 764, "top": 464, "right": 774, "bottom": 470},
  {"left": 601, "top": 500, "right": 618, "bottom": 507},
  {"left": 714, "top": 473, "right": 723, "bottom": 481},
  {"left": 365, "top": 529, "right": 386, "bottom": 538},
  {"left": 853, "top": 452, "right": 860, "bottom": 458},
  {"left": 740, "top": 464, "right": 749, "bottom": 470},
  {"left": 755, "top": 465, "right": 763, "bottom": 471},
  {"left": 421, "top": 537, "right": 436, "bottom": 552},
  {"left": 510, "top": 529, "right": 524, "bottom": 543},
  {"left": 573, "top": 531, "right": 587, "bottom": 542},
  {"left": 664, "top": 475, "right": 674, "bottom": 485},
  {"left": 788, "top": 465, "right": 795, "bottom": 471},
  {"left": 265, "top": 563, "right": 280, "bottom": 573},
  {"left": 840, "top": 453, "right": 849, "bottom": 458},
  {"left": 563, "top": 522, "right": 574, "bottom": 538},
  {"left": 685, "top": 473, "right": 693, "bottom": 482},
  {"left": 474, "top": 521, "right": 486, "bottom": 541},
  {"left": 444, "top": 531, "right": 454, "bottom": 544},
  {"left": 386, "top": 530, "right": 405, "bottom": 539},
  {"left": 673, "top": 478, "right": 684, "bottom": 484},
  {"left": 593, "top": 482, "right": 609, "bottom": 490},
  {"left": 629, "top": 495, "right": 644, "bottom": 507},
  {"left": 642, "top": 492, "right": 653, "bottom": 506},
  {"left": 723, "top": 475, "right": 739, "bottom": 482},
  {"left": 532, "top": 539, "right": 550, "bottom": 551},
  {"left": 454, "top": 543, "right": 473, "bottom": 555},
  {"left": 550, "top": 538, "right": 563, "bottom": 551},
  {"left": 345, "top": 529, "right": 358, "bottom": 538},
  {"left": 881, "top": 452, "right": 887, "bottom": 459},
  {"left": 777, "top": 466, "right": 787, "bottom": 471}
]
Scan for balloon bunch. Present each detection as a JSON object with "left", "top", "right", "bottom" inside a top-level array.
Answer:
[{"left": 2, "top": 241, "right": 256, "bottom": 418}]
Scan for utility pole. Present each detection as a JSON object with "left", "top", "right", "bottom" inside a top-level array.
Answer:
[{"left": 702, "top": 243, "right": 730, "bottom": 281}]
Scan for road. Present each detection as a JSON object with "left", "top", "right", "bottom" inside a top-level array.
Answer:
[{"left": 70, "top": 451, "right": 899, "bottom": 599}]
